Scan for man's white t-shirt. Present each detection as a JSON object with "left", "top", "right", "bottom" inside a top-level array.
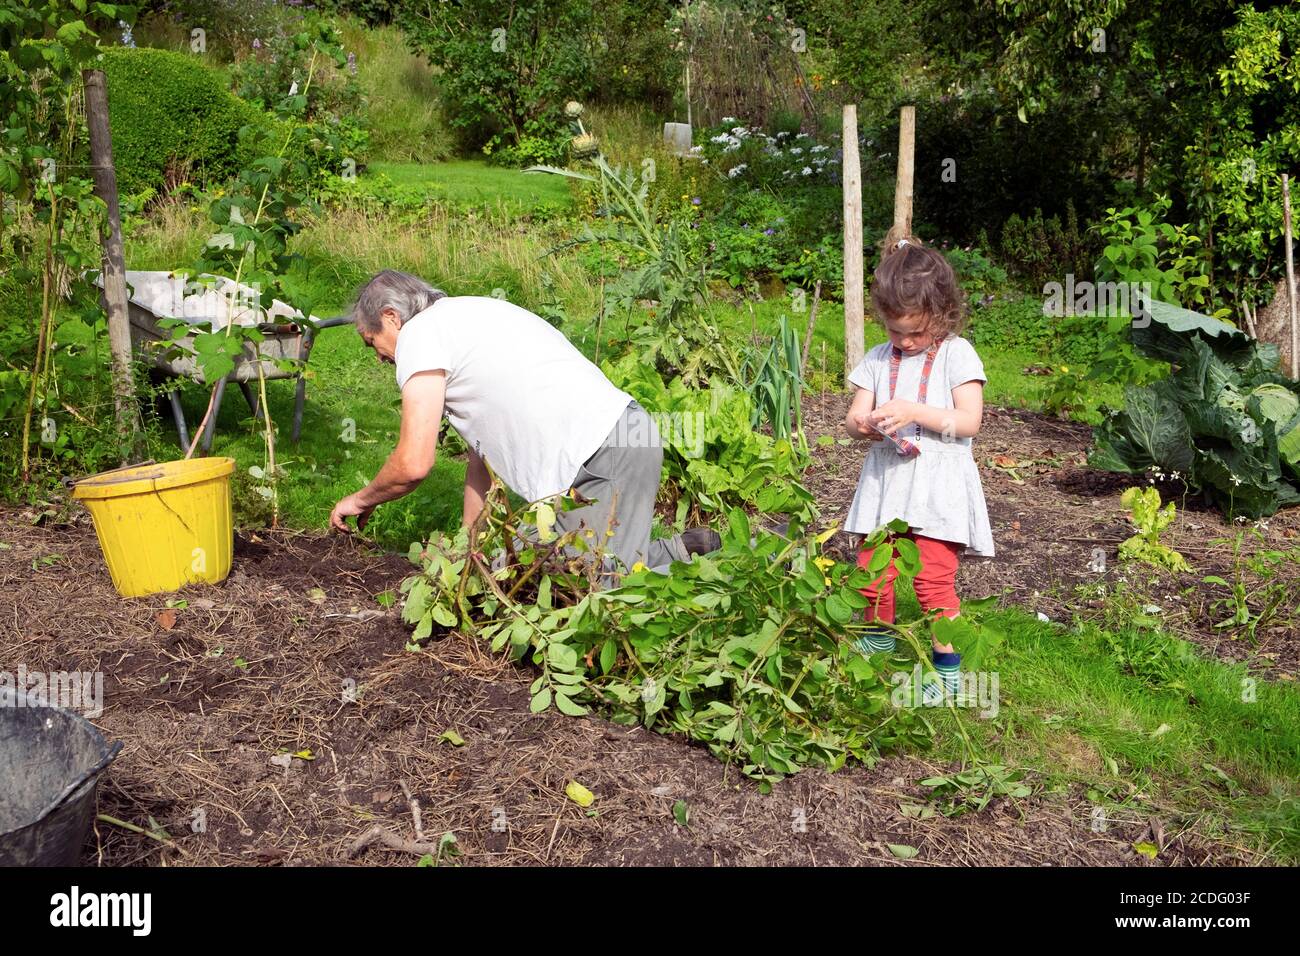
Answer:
[{"left": 394, "top": 296, "right": 632, "bottom": 502}]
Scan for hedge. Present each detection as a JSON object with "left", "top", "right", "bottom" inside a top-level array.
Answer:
[{"left": 98, "top": 46, "right": 273, "bottom": 196}]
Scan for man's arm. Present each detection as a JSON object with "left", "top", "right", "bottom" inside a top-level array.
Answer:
[
  {"left": 463, "top": 446, "right": 491, "bottom": 530},
  {"left": 329, "top": 370, "right": 446, "bottom": 532}
]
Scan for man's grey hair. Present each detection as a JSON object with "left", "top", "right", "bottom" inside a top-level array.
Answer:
[{"left": 350, "top": 270, "right": 447, "bottom": 333}]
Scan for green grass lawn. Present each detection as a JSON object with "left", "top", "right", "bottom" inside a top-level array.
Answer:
[
  {"left": 932, "top": 606, "right": 1300, "bottom": 860},
  {"left": 365, "top": 160, "right": 575, "bottom": 215}
]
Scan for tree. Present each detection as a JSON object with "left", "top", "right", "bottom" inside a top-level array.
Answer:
[{"left": 397, "top": 0, "right": 595, "bottom": 163}]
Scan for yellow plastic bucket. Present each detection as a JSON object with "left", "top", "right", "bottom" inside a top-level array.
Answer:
[{"left": 72, "top": 458, "right": 235, "bottom": 598}]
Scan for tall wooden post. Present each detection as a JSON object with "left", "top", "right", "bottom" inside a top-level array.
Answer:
[
  {"left": 893, "top": 105, "right": 916, "bottom": 240},
  {"left": 1283, "top": 174, "right": 1297, "bottom": 379},
  {"left": 842, "top": 104, "right": 863, "bottom": 382},
  {"left": 83, "top": 68, "right": 142, "bottom": 461}
]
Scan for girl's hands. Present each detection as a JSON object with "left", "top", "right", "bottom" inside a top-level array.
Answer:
[
  {"left": 848, "top": 409, "right": 883, "bottom": 442},
  {"left": 869, "top": 400, "right": 920, "bottom": 436}
]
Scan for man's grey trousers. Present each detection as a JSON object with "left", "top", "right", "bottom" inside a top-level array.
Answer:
[{"left": 555, "top": 400, "right": 690, "bottom": 573}]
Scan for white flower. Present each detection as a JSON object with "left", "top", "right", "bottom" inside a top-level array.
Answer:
[
  {"left": 1230, "top": 475, "right": 1243, "bottom": 486},
  {"left": 728, "top": 164, "right": 748, "bottom": 178},
  {"left": 811, "top": 144, "right": 829, "bottom": 153},
  {"left": 801, "top": 166, "right": 813, "bottom": 175},
  {"left": 789, "top": 147, "right": 803, "bottom": 156},
  {"left": 721, "top": 116, "right": 737, "bottom": 124}
]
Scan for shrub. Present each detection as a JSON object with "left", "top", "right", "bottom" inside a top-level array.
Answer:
[
  {"left": 942, "top": 246, "right": 1008, "bottom": 300},
  {"left": 149, "top": 0, "right": 285, "bottom": 61},
  {"left": 230, "top": 11, "right": 372, "bottom": 181},
  {"left": 588, "top": 0, "right": 677, "bottom": 111},
  {"left": 1092, "top": 197, "right": 1218, "bottom": 314},
  {"left": 966, "top": 294, "right": 1107, "bottom": 366},
  {"left": 694, "top": 119, "right": 854, "bottom": 291},
  {"left": 998, "top": 201, "right": 1097, "bottom": 289},
  {"left": 99, "top": 46, "right": 269, "bottom": 196},
  {"left": 398, "top": 0, "right": 594, "bottom": 163},
  {"left": 703, "top": 192, "right": 792, "bottom": 287}
]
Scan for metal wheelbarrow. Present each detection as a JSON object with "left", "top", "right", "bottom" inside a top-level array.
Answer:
[{"left": 96, "top": 270, "right": 353, "bottom": 452}]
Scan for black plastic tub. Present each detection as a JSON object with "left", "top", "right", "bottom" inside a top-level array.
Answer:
[{"left": 0, "top": 686, "right": 122, "bottom": 866}]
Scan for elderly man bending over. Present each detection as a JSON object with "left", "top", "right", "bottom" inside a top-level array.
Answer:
[{"left": 328, "top": 270, "right": 719, "bottom": 574}]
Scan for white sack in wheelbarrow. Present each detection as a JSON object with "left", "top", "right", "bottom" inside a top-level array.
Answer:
[{"left": 98, "top": 270, "right": 320, "bottom": 330}]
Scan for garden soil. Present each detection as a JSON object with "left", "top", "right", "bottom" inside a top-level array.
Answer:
[{"left": 3, "top": 398, "right": 1292, "bottom": 866}]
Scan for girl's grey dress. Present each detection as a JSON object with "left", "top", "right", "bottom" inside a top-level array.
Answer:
[{"left": 844, "top": 336, "right": 995, "bottom": 557}]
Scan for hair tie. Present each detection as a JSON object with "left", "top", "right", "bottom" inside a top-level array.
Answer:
[{"left": 896, "top": 239, "right": 909, "bottom": 249}]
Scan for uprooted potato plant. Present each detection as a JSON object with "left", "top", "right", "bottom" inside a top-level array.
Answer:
[{"left": 398, "top": 486, "right": 1004, "bottom": 788}]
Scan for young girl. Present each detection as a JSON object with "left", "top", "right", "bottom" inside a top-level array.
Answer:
[{"left": 843, "top": 235, "right": 994, "bottom": 703}]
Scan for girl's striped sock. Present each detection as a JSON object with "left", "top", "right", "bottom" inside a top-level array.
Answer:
[
  {"left": 923, "top": 650, "right": 962, "bottom": 705},
  {"left": 853, "top": 626, "right": 896, "bottom": 655}
]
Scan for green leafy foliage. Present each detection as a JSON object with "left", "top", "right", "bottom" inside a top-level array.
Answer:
[
  {"left": 694, "top": 119, "right": 850, "bottom": 291},
  {"left": 230, "top": 11, "right": 371, "bottom": 181},
  {"left": 743, "top": 313, "right": 805, "bottom": 451},
  {"left": 1117, "top": 487, "right": 1191, "bottom": 574},
  {"left": 1091, "top": 301, "right": 1300, "bottom": 518},
  {"left": 920, "top": 764, "right": 1032, "bottom": 816},
  {"left": 967, "top": 295, "right": 1109, "bottom": 367},
  {"left": 1202, "top": 527, "right": 1300, "bottom": 641},
  {"left": 1093, "top": 198, "right": 1220, "bottom": 315},
  {"left": 0, "top": 1, "right": 158, "bottom": 484},
  {"left": 602, "top": 354, "right": 815, "bottom": 526},
  {"left": 995, "top": 201, "right": 1096, "bottom": 288},
  {"left": 397, "top": 0, "right": 593, "bottom": 163},
  {"left": 529, "top": 143, "right": 732, "bottom": 386},
  {"left": 99, "top": 46, "right": 270, "bottom": 197},
  {"left": 400, "top": 489, "right": 1005, "bottom": 783}
]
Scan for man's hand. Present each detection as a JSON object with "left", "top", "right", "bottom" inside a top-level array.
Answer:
[
  {"left": 328, "top": 370, "right": 447, "bottom": 535},
  {"left": 330, "top": 493, "right": 375, "bottom": 534}
]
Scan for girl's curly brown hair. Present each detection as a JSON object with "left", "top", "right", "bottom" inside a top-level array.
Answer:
[{"left": 869, "top": 232, "right": 967, "bottom": 339}]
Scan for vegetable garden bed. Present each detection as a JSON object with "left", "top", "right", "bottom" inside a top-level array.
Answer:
[{"left": 3, "top": 404, "right": 1293, "bottom": 866}]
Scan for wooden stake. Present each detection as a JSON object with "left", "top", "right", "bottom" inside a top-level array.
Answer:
[
  {"left": 1283, "top": 173, "right": 1297, "bottom": 379},
  {"left": 842, "top": 105, "right": 863, "bottom": 383},
  {"left": 892, "top": 105, "right": 916, "bottom": 240},
  {"left": 1242, "top": 299, "right": 1258, "bottom": 339},
  {"left": 83, "top": 68, "right": 142, "bottom": 462},
  {"left": 799, "top": 280, "right": 822, "bottom": 381}
]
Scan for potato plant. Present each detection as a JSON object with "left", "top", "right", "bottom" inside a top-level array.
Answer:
[{"left": 401, "top": 485, "right": 1003, "bottom": 785}]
